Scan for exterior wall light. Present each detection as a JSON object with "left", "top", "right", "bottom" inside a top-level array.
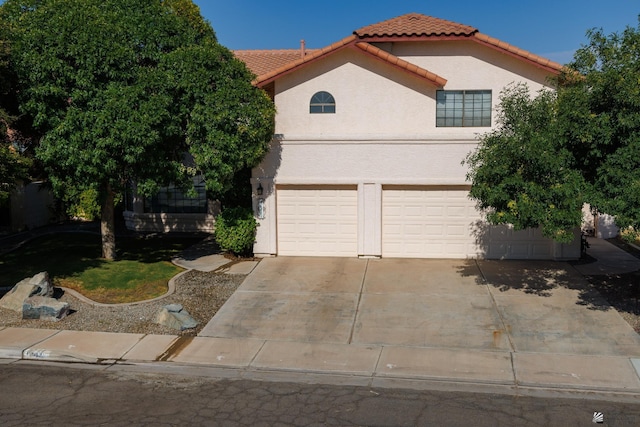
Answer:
[{"left": 256, "top": 183, "right": 263, "bottom": 196}]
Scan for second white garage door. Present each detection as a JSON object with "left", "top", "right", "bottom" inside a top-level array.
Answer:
[
  {"left": 382, "top": 186, "right": 480, "bottom": 258},
  {"left": 277, "top": 185, "right": 358, "bottom": 257}
]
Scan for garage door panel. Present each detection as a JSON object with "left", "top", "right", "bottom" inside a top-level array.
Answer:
[
  {"left": 277, "top": 187, "right": 357, "bottom": 257},
  {"left": 506, "top": 243, "right": 530, "bottom": 257},
  {"left": 298, "top": 223, "right": 318, "bottom": 234},
  {"left": 401, "top": 205, "right": 421, "bottom": 215},
  {"left": 447, "top": 206, "right": 468, "bottom": 217},
  {"left": 383, "top": 188, "right": 479, "bottom": 259},
  {"left": 445, "top": 224, "right": 467, "bottom": 237},
  {"left": 425, "top": 207, "right": 443, "bottom": 216},
  {"left": 298, "top": 206, "right": 317, "bottom": 215},
  {"left": 401, "top": 224, "right": 422, "bottom": 234},
  {"left": 382, "top": 187, "right": 553, "bottom": 259},
  {"left": 485, "top": 225, "right": 552, "bottom": 259},
  {"left": 385, "top": 208, "right": 402, "bottom": 217},
  {"left": 382, "top": 187, "right": 560, "bottom": 259},
  {"left": 316, "top": 206, "right": 333, "bottom": 215},
  {"left": 532, "top": 243, "right": 553, "bottom": 257},
  {"left": 424, "top": 225, "right": 445, "bottom": 236}
]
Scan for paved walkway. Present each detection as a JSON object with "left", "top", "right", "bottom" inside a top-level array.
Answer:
[
  {"left": 572, "top": 237, "right": 640, "bottom": 275},
  {"left": 2, "top": 236, "right": 640, "bottom": 400}
]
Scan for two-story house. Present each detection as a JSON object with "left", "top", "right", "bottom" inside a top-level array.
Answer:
[{"left": 237, "top": 13, "right": 580, "bottom": 260}]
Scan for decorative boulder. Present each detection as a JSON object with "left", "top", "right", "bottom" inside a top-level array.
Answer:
[
  {"left": 154, "top": 304, "right": 198, "bottom": 331},
  {"left": 22, "top": 296, "right": 70, "bottom": 321},
  {"left": 0, "top": 272, "right": 54, "bottom": 312}
]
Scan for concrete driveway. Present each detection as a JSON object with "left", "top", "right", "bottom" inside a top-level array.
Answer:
[{"left": 199, "top": 257, "right": 640, "bottom": 357}]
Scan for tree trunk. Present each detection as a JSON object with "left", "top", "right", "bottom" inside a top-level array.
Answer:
[{"left": 101, "top": 185, "right": 116, "bottom": 260}]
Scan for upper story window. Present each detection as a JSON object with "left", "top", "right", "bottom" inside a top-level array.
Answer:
[
  {"left": 310, "top": 91, "right": 336, "bottom": 114},
  {"left": 436, "top": 90, "right": 491, "bottom": 127}
]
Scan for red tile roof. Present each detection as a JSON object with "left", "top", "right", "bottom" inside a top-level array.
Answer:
[
  {"left": 248, "top": 35, "right": 358, "bottom": 86},
  {"left": 472, "top": 33, "right": 563, "bottom": 73},
  {"left": 235, "top": 49, "right": 319, "bottom": 77},
  {"left": 355, "top": 13, "right": 477, "bottom": 38},
  {"left": 234, "top": 13, "right": 564, "bottom": 87}
]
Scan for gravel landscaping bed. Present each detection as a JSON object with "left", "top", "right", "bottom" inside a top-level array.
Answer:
[{"left": 0, "top": 269, "right": 244, "bottom": 336}]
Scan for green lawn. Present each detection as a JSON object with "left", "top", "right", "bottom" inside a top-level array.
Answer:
[{"left": 0, "top": 233, "right": 203, "bottom": 303}]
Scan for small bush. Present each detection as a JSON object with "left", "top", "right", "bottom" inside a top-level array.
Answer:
[
  {"left": 620, "top": 227, "right": 640, "bottom": 245},
  {"left": 66, "top": 188, "right": 101, "bottom": 220},
  {"left": 214, "top": 206, "right": 257, "bottom": 256}
]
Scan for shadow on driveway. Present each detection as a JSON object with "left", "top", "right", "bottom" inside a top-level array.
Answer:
[{"left": 201, "top": 256, "right": 640, "bottom": 356}]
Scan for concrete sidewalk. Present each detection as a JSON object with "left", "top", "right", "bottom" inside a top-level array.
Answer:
[
  {"left": 2, "top": 237, "right": 640, "bottom": 400},
  {"left": 572, "top": 237, "right": 640, "bottom": 275},
  {"left": 2, "top": 326, "right": 640, "bottom": 399}
]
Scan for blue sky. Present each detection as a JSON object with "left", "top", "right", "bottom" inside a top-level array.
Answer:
[{"left": 197, "top": 1, "right": 639, "bottom": 64}]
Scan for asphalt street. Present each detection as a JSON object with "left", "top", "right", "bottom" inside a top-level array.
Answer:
[{"left": 1, "top": 363, "right": 640, "bottom": 426}]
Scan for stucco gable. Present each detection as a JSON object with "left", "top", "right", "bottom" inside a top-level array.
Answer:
[
  {"left": 354, "top": 42, "right": 447, "bottom": 87},
  {"left": 235, "top": 13, "right": 565, "bottom": 88},
  {"left": 254, "top": 39, "right": 448, "bottom": 89}
]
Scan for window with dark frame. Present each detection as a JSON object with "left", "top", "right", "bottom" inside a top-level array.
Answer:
[
  {"left": 310, "top": 91, "right": 336, "bottom": 114},
  {"left": 436, "top": 90, "right": 491, "bottom": 127},
  {"left": 144, "top": 176, "right": 207, "bottom": 214}
]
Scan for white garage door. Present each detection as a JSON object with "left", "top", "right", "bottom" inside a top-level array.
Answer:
[
  {"left": 382, "top": 186, "right": 480, "bottom": 258},
  {"left": 277, "top": 185, "right": 358, "bottom": 257}
]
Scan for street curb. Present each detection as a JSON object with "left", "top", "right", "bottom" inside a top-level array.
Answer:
[{"left": 4, "top": 356, "right": 640, "bottom": 403}]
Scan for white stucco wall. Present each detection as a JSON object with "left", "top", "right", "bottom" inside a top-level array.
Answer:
[
  {"left": 255, "top": 139, "right": 477, "bottom": 185},
  {"left": 10, "top": 182, "right": 57, "bottom": 231},
  {"left": 582, "top": 204, "right": 619, "bottom": 239},
  {"left": 252, "top": 40, "right": 578, "bottom": 258},
  {"left": 260, "top": 40, "right": 553, "bottom": 186},
  {"left": 390, "top": 40, "right": 551, "bottom": 95},
  {"left": 272, "top": 41, "right": 551, "bottom": 139}
]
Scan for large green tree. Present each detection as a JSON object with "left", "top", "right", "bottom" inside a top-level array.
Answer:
[
  {"left": 0, "top": 24, "right": 30, "bottom": 204},
  {"left": 0, "top": 133, "right": 30, "bottom": 204},
  {"left": 2, "top": 0, "right": 275, "bottom": 259},
  {"left": 466, "top": 20, "right": 640, "bottom": 243},
  {"left": 568, "top": 23, "right": 640, "bottom": 234},
  {"left": 465, "top": 84, "right": 585, "bottom": 243}
]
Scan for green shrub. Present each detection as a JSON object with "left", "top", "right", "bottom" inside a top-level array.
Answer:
[
  {"left": 214, "top": 206, "right": 257, "bottom": 255},
  {"left": 620, "top": 227, "right": 640, "bottom": 245},
  {"left": 66, "top": 188, "right": 101, "bottom": 220}
]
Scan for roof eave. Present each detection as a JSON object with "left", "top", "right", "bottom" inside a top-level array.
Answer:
[
  {"left": 354, "top": 42, "right": 447, "bottom": 87},
  {"left": 251, "top": 25, "right": 566, "bottom": 87},
  {"left": 254, "top": 35, "right": 357, "bottom": 88},
  {"left": 472, "top": 33, "right": 565, "bottom": 74}
]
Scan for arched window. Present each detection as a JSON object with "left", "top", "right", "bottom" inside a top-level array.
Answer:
[{"left": 309, "top": 91, "right": 336, "bottom": 114}]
